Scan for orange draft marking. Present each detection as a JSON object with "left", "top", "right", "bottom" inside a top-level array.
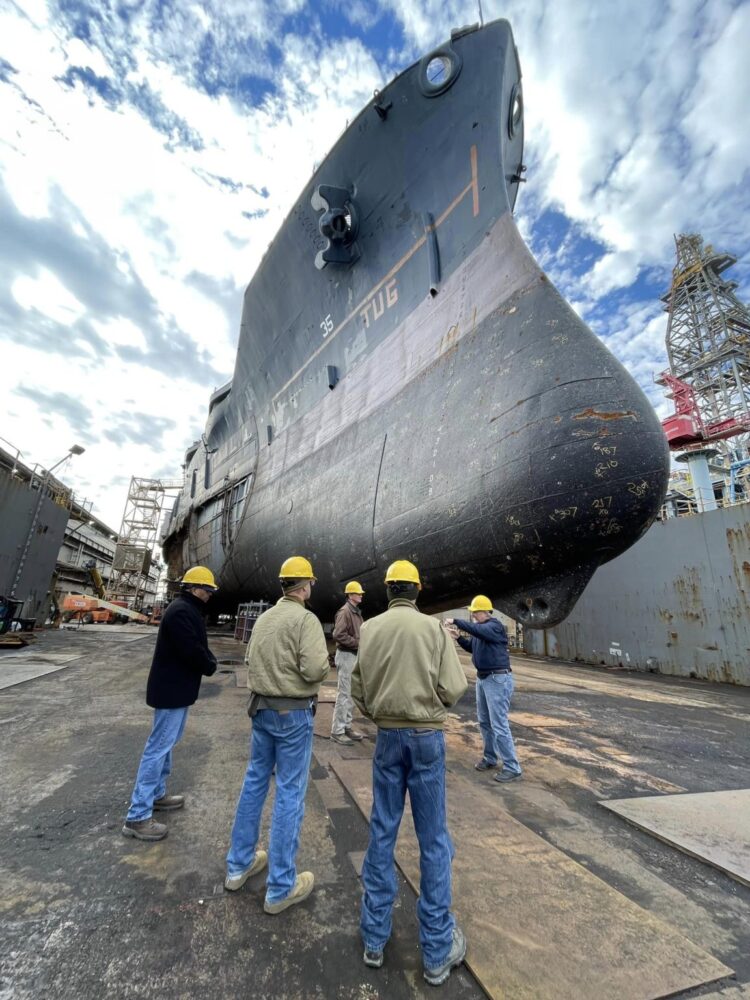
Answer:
[
  {"left": 272, "top": 144, "right": 480, "bottom": 403},
  {"left": 470, "top": 144, "right": 479, "bottom": 217}
]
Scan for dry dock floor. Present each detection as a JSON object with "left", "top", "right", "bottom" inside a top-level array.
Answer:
[{"left": 1, "top": 627, "right": 750, "bottom": 999}]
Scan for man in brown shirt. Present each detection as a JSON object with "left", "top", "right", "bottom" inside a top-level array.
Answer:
[{"left": 330, "top": 581, "right": 365, "bottom": 745}]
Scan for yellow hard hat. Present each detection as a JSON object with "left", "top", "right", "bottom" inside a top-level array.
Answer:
[
  {"left": 384, "top": 559, "right": 421, "bottom": 589},
  {"left": 279, "top": 556, "right": 316, "bottom": 580},
  {"left": 469, "top": 594, "right": 493, "bottom": 613},
  {"left": 345, "top": 581, "right": 365, "bottom": 595},
  {"left": 181, "top": 566, "right": 218, "bottom": 589}
]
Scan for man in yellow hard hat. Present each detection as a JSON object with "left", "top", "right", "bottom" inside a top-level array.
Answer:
[
  {"left": 330, "top": 581, "right": 365, "bottom": 745},
  {"left": 225, "top": 556, "right": 329, "bottom": 915},
  {"left": 445, "top": 597, "right": 521, "bottom": 783},
  {"left": 351, "top": 559, "right": 468, "bottom": 986},
  {"left": 122, "top": 566, "right": 218, "bottom": 842}
]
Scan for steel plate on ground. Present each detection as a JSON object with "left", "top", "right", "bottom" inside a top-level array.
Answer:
[
  {"left": 601, "top": 788, "right": 750, "bottom": 887},
  {"left": 331, "top": 758, "right": 732, "bottom": 1000}
]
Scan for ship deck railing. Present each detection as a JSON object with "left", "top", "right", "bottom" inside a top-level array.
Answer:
[{"left": 658, "top": 491, "right": 750, "bottom": 519}]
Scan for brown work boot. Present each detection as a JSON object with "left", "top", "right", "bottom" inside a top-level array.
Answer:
[
  {"left": 345, "top": 727, "right": 364, "bottom": 742},
  {"left": 122, "top": 817, "right": 168, "bottom": 841},
  {"left": 264, "top": 872, "right": 314, "bottom": 914},
  {"left": 331, "top": 732, "right": 355, "bottom": 746},
  {"left": 153, "top": 794, "right": 184, "bottom": 811}
]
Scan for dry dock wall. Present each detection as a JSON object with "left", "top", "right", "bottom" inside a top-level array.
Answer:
[{"left": 523, "top": 503, "right": 750, "bottom": 686}]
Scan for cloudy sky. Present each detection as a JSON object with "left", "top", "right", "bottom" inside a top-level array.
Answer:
[{"left": 2, "top": 0, "right": 749, "bottom": 528}]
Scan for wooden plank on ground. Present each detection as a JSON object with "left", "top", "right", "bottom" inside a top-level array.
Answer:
[
  {"left": 313, "top": 701, "right": 334, "bottom": 738},
  {"left": 313, "top": 704, "right": 374, "bottom": 760},
  {"left": 330, "top": 758, "right": 732, "bottom": 1000}
]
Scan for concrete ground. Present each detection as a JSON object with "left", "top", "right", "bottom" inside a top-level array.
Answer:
[{"left": 1, "top": 627, "right": 749, "bottom": 999}]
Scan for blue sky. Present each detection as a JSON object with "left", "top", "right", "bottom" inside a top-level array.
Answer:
[{"left": 2, "top": 0, "right": 749, "bottom": 527}]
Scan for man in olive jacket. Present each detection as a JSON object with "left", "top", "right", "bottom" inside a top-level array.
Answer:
[
  {"left": 351, "top": 560, "right": 468, "bottom": 987},
  {"left": 122, "top": 566, "right": 218, "bottom": 842},
  {"left": 225, "top": 556, "right": 329, "bottom": 914}
]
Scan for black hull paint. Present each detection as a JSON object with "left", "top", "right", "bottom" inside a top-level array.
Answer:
[{"left": 163, "top": 20, "right": 669, "bottom": 626}]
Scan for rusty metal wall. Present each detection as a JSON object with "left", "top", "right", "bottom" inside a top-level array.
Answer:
[
  {"left": 523, "top": 503, "right": 750, "bottom": 685},
  {"left": 0, "top": 471, "right": 69, "bottom": 622}
]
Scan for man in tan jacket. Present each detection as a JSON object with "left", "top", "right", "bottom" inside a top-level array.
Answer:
[
  {"left": 224, "top": 556, "right": 329, "bottom": 914},
  {"left": 331, "top": 580, "right": 365, "bottom": 745},
  {"left": 351, "top": 560, "right": 468, "bottom": 987}
]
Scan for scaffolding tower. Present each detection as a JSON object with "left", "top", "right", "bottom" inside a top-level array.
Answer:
[
  {"left": 660, "top": 234, "right": 750, "bottom": 460},
  {"left": 106, "top": 477, "right": 182, "bottom": 609}
]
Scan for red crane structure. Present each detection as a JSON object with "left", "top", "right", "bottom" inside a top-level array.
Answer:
[{"left": 656, "top": 235, "right": 750, "bottom": 510}]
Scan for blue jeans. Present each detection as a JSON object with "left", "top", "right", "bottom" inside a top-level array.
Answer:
[
  {"left": 361, "top": 728, "right": 455, "bottom": 969},
  {"left": 127, "top": 707, "right": 189, "bottom": 821},
  {"left": 476, "top": 672, "right": 521, "bottom": 774},
  {"left": 226, "top": 708, "right": 314, "bottom": 902}
]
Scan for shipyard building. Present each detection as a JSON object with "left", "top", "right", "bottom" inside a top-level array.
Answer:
[{"left": 0, "top": 439, "right": 159, "bottom": 631}]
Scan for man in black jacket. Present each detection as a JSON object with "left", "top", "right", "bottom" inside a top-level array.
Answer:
[{"left": 122, "top": 567, "right": 218, "bottom": 841}]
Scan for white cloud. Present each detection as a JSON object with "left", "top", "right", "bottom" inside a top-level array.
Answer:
[
  {"left": 587, "top": 251, "right": 639, "bottom": 299},
  {"left": 683, "top": 1, "right": 750, "bottom": 192},
  {"left": 493, "top": 0, "right": 750, "bottom": 295},
  {"left": 90, "top": 316, "right": 149, "bottom": 351},
  {"left": 378, "top": 0, "right": 466, "bottom": 56},
  {"left": 0, "top": 2, "right": 388, "bottom": 524},
  {"left": 63, "top": 37, "right": 113, "bottom": 78},
  {"left": 12, "top": 268, "right": 86, "bottom": 323},
  {"left": 1, "top": 0, "right": 749, "bottom": 528}
]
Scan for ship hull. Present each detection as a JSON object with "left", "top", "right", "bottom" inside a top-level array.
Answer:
[{"left": 163, "top": 20, "right": 669, "bottom": 625}]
